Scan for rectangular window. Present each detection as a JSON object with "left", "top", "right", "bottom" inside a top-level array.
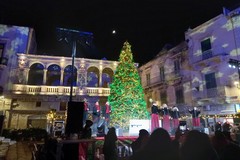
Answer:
[
  {"left": 160, "top": 91, "right": 167, "bottom": 105},
  {"left": 0, "top": 43, "right": 7, "bottom": 66},
  {"left": 201, "top": 38, "right": 211, "bottom": 52},
  {"left": 146, "top": 73, "right": 150, "bottom": 86},
  {"left": 205, "top": 73, "right": 217, "bottom": 89},
  {"left": 205, "top": 73, "right": 218, "bottom": 98},
  {"left": 201, "top": 38, "right": 212, "bottom": 59},
  {"left": 160, "top": 66, "right": 165, "bottom": 81},
  {"left": 36, "top": 101, "right": 41, "bottom": 107},
  {"left": 0, "top": 43, "right": 4, "bottom": 61},
  {"left": 60, "top": 102, "right": 67, "bottom": 111},
  {"left": 175, "top": 87, "right": 184, "bottom": 104},
  {"left": 174, "top": 59, "right": 181, "bottom": 75}
]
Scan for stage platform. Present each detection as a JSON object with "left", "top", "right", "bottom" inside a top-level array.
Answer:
[{"left": 95, "top": 136, "right": 138, "bottom": 141}]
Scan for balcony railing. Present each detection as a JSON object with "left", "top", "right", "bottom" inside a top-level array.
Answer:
[
  {"left": 206, "top": 88, "right": 218, "bottom": 98},
  {"left": 202, "top": 50, "right": 213, "bottom": 60},
  {"left": 196, "top": 86, "right": 226, "bottom": 100},
  {"left": 12, "top": 84, "right": 110, "bottom": 96}
]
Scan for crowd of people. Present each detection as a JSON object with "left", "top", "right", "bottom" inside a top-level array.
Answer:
[
  {"left": 39, "top": 99, "right": 240, "bottom": 160},
  {"left": 97, "top": 126, "right": 240, "bottom": 160},
  {"left": 36, "top": 124, "right": 240, "bottom": 160},
  {"left": 129, "top": 127, "right": 240, "bottom": 160}
]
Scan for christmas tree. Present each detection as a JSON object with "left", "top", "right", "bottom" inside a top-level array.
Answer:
[{"left": 108, "top": 41, "right": 149, "bottom": 130}]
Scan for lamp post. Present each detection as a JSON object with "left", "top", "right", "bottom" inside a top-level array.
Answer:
[
  {"left": 56, "top": 28, "right": 93, "bottom": 102},
  {"left": 57, "top": 28, "right": 93, "bottom": 136},
  {"left": 228, "top": 58, "right": 240, "bottom": 88},
  {"left": 47, "top": 109, "right": 56, "bottom": 135}
]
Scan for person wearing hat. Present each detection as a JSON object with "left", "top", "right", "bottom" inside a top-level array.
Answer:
[
  {"left": 151, "top": 101, "right": 160, "bottom": 132},
  {"left": 189, "top": 106, "right": 201, "bottom": 127},
  {"left": 170, "top": 106, "right": 180, "bottom": 130},
  {"left": 159, "top": 104, "right": 171, "bottom": 132}
]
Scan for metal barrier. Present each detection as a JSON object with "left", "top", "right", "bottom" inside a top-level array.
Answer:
[{"left": 56, "top": 139, "right": 97, "bottom": 160}]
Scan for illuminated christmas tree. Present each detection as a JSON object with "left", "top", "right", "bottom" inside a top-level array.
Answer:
[{"left": 108, "top": 41, "right": 149, "bottom": 130}]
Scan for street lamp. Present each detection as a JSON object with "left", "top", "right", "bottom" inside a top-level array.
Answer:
[
  {"left": 47, "top": 109, "right": 56, "bottom": 135},
  {"left": 228, "top": 58, "right": 240, "bottom": 88},
  {"left": 56, "top": 28, "right": 93, "bottom": 136},
  {"left": 56, "top": 28, "right": 93, "bottom": 102}
]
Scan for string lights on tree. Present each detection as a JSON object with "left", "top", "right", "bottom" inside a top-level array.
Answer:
[{"left": 108, "top": 41, "right": 149, "bottom": 130}]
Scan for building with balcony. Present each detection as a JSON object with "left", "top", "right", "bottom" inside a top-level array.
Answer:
[
  {"left": 138, "top": 42, "right": 191, "bottom": 115},
  {"left": 185, "top": 6, "right": 240, "bottom": 118},
  {"left": 0, "top": 24, "right": 118, "bottom": 130},
  {"left": 139, "top": 7, "right": 240, "bottom": 126}
]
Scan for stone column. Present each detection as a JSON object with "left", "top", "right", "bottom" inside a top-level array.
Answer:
[
  {"left": 25, "top": 68, "right": 30, "bottom": 84},
  {"left": 99, "top": 70, "right": 102, "bottom": 87},
  {"left": 84, "top": 72, "right": 88, "bottom": 87},
  {"left": 43, "top": 69, "right": 47, "bottom": 85},
  {"left": 77, "top": 71, "right": 80, "bottom": 86},
  {"left": 60, "top": 69, "right": 64, "bottom": 86}
]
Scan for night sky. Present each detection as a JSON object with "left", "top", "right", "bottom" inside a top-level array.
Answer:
[{"left": 1, "top": 0, "right": 239, "bottom": 65}]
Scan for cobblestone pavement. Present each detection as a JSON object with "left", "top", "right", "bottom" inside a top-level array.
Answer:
[{"left": 6, "top": 142, "right": 32, "bottom": 160}]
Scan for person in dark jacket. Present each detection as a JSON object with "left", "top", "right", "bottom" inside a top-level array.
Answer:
[
  {"left": 81, "top": 120, "right": 93, "bottom": 139},
  {"left": 130, "top": 128, "right": 178, "bottom": 160},
  {"left": 171, "top": 106, "right": 180, "bottom": 130},
  {"left": 159, "top": 104, "right": 171, "bottom": 132},
  {"left": 189, "top": 107, "right": 201, "bottom": 127},
  {"left": 151, "top": 101, "right": 160, "bottom": 132},
  {"left": 103, "top": 127, "right": 118, "bottom": 160},
  {"left": 131, "top": 129, "right": 150, "bottom": 155},
  {"left": 180, "top": 130, "right": 219, "bottom": 160},
  {"left": 215, "top": 121, "right": 222, "bottom": 132},
  {"left": 211, "top": 131, "right": 240, "bottom": 160}
]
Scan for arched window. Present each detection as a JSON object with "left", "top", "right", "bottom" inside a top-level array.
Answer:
[
  {"left": 28, "top": 63, "right": 44, "bottom": 85},
  {"left": 87, "top": 67, "right": 99, "bottom": 87},
  {"left": 102, "top": 68, "right": 114, "bottom": 88},
  {"left": 63, "top": 65, "right": 77, "bottom": 86},
  {"left": 46, "top": 64, "right": 61, "bottom": 86}
]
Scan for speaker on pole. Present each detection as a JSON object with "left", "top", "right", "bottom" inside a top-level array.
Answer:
[{"left": 65, "top": 101, "right": 84, "bottom": 136}]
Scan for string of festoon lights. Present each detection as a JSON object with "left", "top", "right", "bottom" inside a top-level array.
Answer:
[{"left": 158, "top": 114, "right": 240, "bottom": 120}]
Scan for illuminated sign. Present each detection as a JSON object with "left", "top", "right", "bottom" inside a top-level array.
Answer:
[{"left": 129, "top": 119, "right": 162, "bottom": 136}]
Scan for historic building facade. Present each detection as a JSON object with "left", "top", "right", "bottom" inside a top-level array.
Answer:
[
  {"left": 185, "top": 7, "right": 240, "bottom": 117},
  {"left": 139, "top": 7, "right": 240, "bottom": 125},
  {"left": 138, "top": 42, "right": 191, "bottom": 115},
  {"left": 0, "top": 24, "right": 118, "bottom": 130}
]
